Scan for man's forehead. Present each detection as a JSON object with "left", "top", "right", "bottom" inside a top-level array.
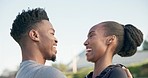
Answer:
[{"left": 43, "top": 20, "right": 55, "bottom": 32}]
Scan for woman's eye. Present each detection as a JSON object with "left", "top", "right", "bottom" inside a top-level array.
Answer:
[{"left": 89, "top": 34, "right": 93, "bottom": 37}]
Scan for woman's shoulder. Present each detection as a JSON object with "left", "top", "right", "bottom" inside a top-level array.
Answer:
[
  {"left": 85, "top": 64, "right": 128, "bottom": 78},
  {"left": 108, "top": 64, "right": 128, "bottom": 78}
]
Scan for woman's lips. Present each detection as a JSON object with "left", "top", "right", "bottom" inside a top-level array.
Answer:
[
  {"left": 86, "top": 48, "right": 92, "bottom": 52},
  {"left": 86, "top": 48, "right": 92, "bottom": 56}
]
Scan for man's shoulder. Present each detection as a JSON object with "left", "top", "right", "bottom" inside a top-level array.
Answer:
[
  {"left": 33, "top": 65, "right": 67, "bottom": 78},
  {"left": 39, "top": 65, "right": 62, "bottom": 73},
  {"left": 16, "top": 60, "right": 67, "bottom": 78}
]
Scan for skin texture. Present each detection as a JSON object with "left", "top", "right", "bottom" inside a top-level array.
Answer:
[
  {"left": 84, "top": 25, "right": 109, "bottom": 62},
  {"left": 20, "top": 20, "right": 58, "bottom": 64},
  {"left": 122, "top": 66, "right": 133, "bottom": 78},
  {"left": 84, "top": 23, "right": 132, "bottom": 78}
]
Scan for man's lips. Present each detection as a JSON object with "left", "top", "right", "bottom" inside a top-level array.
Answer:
[{"left": 53, "top": 46, "right": 57, "bottom": 54}]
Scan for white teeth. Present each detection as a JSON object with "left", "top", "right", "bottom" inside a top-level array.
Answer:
[
  {"left": 86, "top": 48, "right": 92, "bottom": 52},
  {"left": 86, "top": 48, "right": 92, "bottom": 50},
  {"left": 53, "top": 46, "right": 56, "bottom": 48}
]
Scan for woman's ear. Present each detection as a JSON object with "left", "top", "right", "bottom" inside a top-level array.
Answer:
[
  {"left": 106, "top": 35, "right": 116, "bottom": 45},
  {"left": 28, "top": 29, "right": 39, "bottom": 41}
]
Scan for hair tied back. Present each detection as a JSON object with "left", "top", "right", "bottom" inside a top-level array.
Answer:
[{"left": 118, "top": 24, "right": 143, "bottom": 57}]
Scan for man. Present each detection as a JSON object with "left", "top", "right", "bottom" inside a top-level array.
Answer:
[{"left": 10, "top": 8, "right": 66, "bottom": 78}]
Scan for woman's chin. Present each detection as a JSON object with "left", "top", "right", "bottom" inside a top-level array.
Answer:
[{"left": 86, "top": 57, "right": 92, "bottom": 62}]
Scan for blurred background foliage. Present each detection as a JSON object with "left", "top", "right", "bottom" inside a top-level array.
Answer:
[
  {"left": 0, "top": 61, "right": 148, "bottom": 78},
  {"left": 65, "top": 62, "right": 148, "bottom": 78}
]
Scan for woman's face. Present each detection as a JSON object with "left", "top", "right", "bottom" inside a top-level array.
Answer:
[{"left": 84, "top": 24, "right": 108, "bottom": 62}]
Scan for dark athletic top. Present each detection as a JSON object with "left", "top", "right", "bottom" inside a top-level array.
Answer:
[{"left": 85, "top": 64, "right": 128, "bottom": 78}]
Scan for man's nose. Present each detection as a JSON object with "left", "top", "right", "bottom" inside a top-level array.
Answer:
[{"left": 55, "top": 38, "right": 58, "bottom": 43}]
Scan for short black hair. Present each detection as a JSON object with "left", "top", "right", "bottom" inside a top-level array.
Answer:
[{"left": 10, "top": 8, "right": 49, "bottom": 43}]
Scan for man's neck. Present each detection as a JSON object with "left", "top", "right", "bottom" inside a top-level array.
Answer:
[{"left": 21, "top": 46, "right": 46, "bottom": 64}]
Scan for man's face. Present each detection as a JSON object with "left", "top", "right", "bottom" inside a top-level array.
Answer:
[
  {"left": 37, "top": 20, "right": 58, "bottom": 61},
  {"left": 84, "top": 24, "right": 108, "bottom": 62}
]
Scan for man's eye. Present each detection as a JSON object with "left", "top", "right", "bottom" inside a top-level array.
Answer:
[{"left": 51, "top": 33, "right": 54, "bottom": 35}]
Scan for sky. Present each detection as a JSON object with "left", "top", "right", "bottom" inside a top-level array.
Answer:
[{"left": 0, "top": 0, "right": 148, "bottom": 74}]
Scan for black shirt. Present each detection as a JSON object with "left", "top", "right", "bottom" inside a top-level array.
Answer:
[{"left": 85, "top": 64, "right": 128, "bottom": 78}]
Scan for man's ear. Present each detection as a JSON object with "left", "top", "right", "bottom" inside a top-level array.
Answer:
[
  {"left": 28, "top": 29, "right": 39, "bottom": 41},
  {"left": 106, "top": 35, "right": 116, "bottom": 45}
]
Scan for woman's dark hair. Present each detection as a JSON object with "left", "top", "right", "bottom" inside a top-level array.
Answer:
[
  {"left": 102, "top": 21, "right": 143, "bottom": 57},
  {"left": 10, "top": 8, "right": 49, "bottom": 43}
]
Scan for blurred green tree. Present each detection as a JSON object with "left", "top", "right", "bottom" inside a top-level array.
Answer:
[
  {"left": 143, "top": 39, "right": 148, "bottom": 50},
  {"left": 52, "top": 63, "right": 68, "bottom": 72}
]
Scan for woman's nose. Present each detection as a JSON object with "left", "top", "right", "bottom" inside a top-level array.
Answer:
[{"left": 84, "top": 40, "right": 88, "bottom": 46}]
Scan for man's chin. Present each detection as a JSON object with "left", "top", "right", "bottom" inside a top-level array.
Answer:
[{"left": 51, "top": 56, "right": 56, "bottom": 62}]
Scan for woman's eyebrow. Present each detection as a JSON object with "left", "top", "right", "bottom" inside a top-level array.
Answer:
[{"left": 88, "top": 31, "right": 95, "bottom": 36}]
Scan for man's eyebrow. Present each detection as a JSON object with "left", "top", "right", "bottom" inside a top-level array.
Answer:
[{"left": 50, "top": 28, "right": 55, "bottom": 32}]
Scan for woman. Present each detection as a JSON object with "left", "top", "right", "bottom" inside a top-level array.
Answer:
[{"left": 84, "top": 21, "right": 143, "bottom": 78}]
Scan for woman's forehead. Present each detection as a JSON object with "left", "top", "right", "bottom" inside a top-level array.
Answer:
[
  {"left": 89, "top": 24, "right": 105, "bottom": 32},
  {"left": 88, "top": 24, "right": 106, "bottom": 36}
]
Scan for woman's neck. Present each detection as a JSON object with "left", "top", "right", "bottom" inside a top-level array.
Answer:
[{"left": 93, "top": 54, "right": 112, "bottom": 78}]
